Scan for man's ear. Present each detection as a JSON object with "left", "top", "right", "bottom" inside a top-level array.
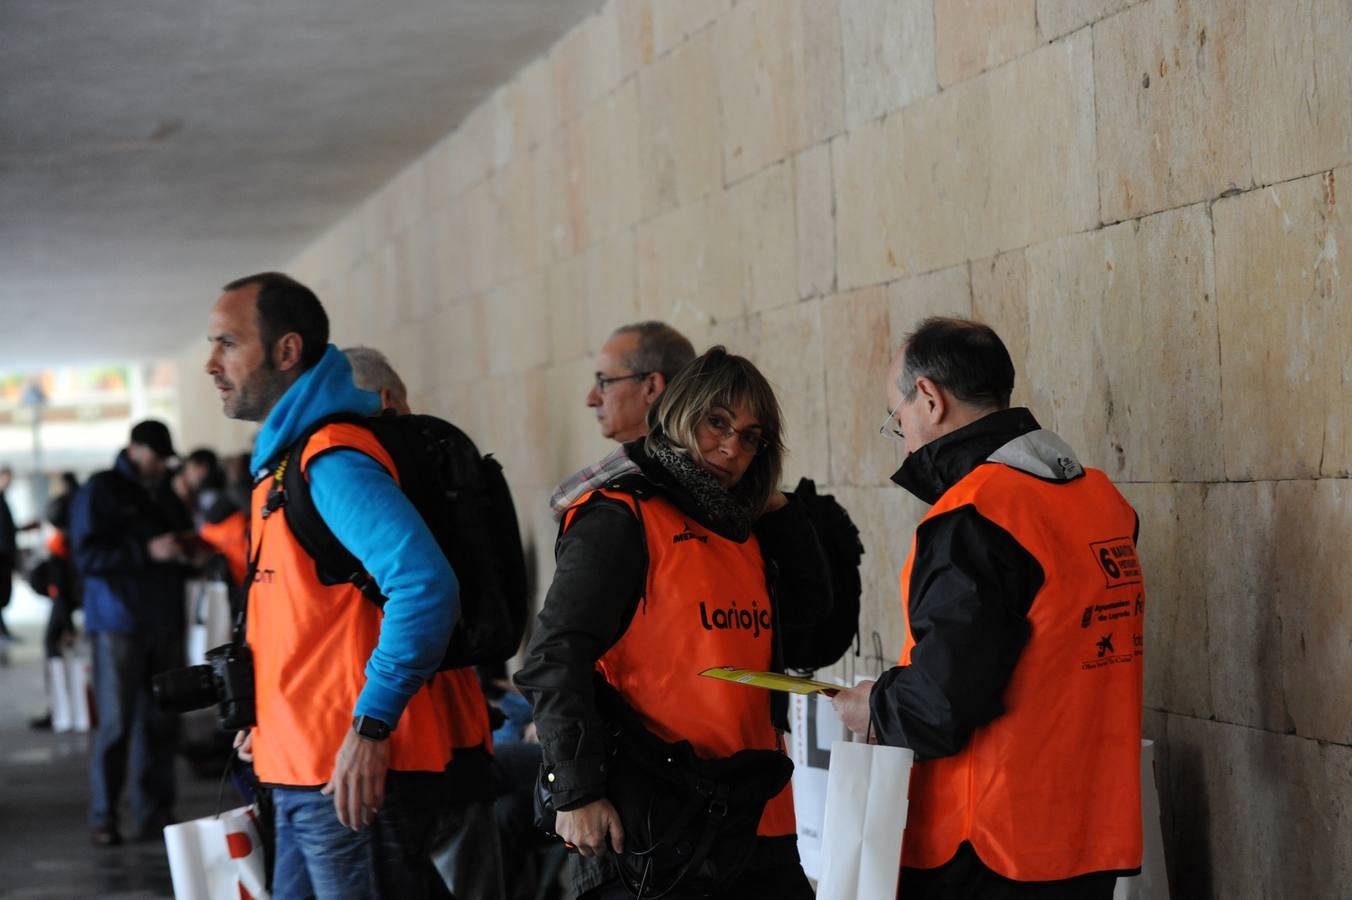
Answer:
[
  {"left": 914, "top": 376, "right": 948, "bottom": 425},
  {"left": 271, "top": 333, "right": 304, "bottom": 372},
  {"left": 643, "top": 372, "right": 666, "bottom": 404}
]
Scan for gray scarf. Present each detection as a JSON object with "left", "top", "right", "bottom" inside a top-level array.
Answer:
[{"left": 646, "top": 433, "right": 759, "bottom": 541}]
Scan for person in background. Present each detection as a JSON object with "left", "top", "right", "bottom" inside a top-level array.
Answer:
[
  {"left": 344, "top": 344, "right": 506, "bottom": 900},
  {"left": 0, "top": 464, "right": 23, "bottom": 643},
  {"left": 180, "top": 448, "right": 249, "bottom": 593},
  {"left": 29, "top": 472, "right": 82, "bottom": 730},
  {"left": 550, "top": 322, "right": 695, "bottom": 520},
  {"left": 72, "top": 420, "right": 193, "bottom": 846}
]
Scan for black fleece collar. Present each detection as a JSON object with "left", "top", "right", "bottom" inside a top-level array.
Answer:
[{"left": 891, "top": 407, "right": 1042, "bottom": 505}]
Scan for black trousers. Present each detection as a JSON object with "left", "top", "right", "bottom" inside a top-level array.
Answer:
[{"left": 900, "top": 842, "right": 1119, "bottom": 900}]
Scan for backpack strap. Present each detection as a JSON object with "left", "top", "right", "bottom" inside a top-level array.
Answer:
[{"left": 274, "top": 412, "right": 391, "bottom": 602}]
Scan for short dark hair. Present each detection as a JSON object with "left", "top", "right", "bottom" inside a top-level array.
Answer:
[
  {"left": 186, "top": 448, "right": 225, "bottom": 490},
  {"left": 186, "top": 448, "right": 219, "bottom": 471},
  {"left": 900, "top": 317, "right": 1014, "bottom": 410},
  {"left": 223, "top": 272, "right": 329, "bottom": 370},
  {"left": 613, "top": 322, "right": 696, "bottom": 383}
]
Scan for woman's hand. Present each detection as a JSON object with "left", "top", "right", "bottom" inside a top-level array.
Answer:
[
  {"left": 763, "top": 490, "right": 789, "bottom": 515},
  {"left": 556, "top": 798, "right": 625, "bottom": 858}
]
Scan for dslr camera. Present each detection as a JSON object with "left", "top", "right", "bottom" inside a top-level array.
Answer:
[{"left": 152, "top": 642, "right": 255, "bottom": 731}]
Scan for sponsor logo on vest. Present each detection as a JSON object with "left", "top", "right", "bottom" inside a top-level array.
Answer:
[
  {"left": 253, "top": 568, "right": 275, "bottom": 584},
  {"left": 672, "top": 522, "right": 708, "bottom": 544},
  {"left": 1079, "top": 599, "right": 1132, "bottom": 627},
  {"left": 1089, "top": 537, "right": 1143, "bottom": 588},
  {"left": 1081, "top": 629, "right": 1135, "bottom": 670},
  {"left": 699, "top": 600, "right": 771, "bottom": 638},
  {"left": 1096, "top": 633, "right": 1114, "bottom": 657}
]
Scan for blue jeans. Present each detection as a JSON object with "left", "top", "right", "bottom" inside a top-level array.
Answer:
[
  {"left": 273, "top": 770, "right": 451, "bottom": 900},
  {"left": 89, "top": 629, "right": 183, "bottom": 832}
]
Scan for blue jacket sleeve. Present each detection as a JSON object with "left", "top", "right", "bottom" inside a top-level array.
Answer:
[
  {"left": 307, "top": 449, "right": 460, "bottom": 729},
  {"left": 71, "top": 476, "right": 149, "bottom": 576}
]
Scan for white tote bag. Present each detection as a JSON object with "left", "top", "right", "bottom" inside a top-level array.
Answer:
[
  {"left": 163, "top": 805, "right": 270, "bottom": 900},
  {"left": 816, "top": 740, "right": 914, "bottom": 900},
  {"left": 48, "top": 652, "right": 92, "bottom": 733},
  {"left": 1114, "top": 739, "right": 1171, "bottom": 900}
]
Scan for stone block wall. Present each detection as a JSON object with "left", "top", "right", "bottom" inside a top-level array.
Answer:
[{"left": 174, "top": 1, "right": 1352, "bottom": 893}]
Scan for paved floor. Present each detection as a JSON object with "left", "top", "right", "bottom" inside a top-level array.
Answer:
[{"left": 0, "top": 586, "right": 221, "bottom": 900}]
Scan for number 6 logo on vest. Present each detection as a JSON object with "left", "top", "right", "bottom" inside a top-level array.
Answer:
[{"left": 1088, "top": 537, "right": 1142, "bottom": 589}]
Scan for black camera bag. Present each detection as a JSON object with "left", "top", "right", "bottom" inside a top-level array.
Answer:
[{"left": 537, "top": 677, "right": 794, "bottom": 899}]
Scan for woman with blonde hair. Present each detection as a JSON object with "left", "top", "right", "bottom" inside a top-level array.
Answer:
[{"left": 517, "top": 346, "right": 849, "bottom": 899}]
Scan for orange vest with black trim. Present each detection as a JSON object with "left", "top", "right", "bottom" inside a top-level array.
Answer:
[
  {"left": 898, "top": 464, "right": 1143, "bottom": 881},
  {"left": 200, "top": 510, "right": 248, "bottom": 587},
  {"left": 247, "top": 422, "right": 489, "bottom": 787},
  {"left": 565, "top": 489, "right": 796, "bottom": 838}
]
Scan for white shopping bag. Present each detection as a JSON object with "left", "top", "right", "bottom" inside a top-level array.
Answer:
[
  {"left": 788, "top": 692, "right": 850, "bottom": 880},
  {"left": 164, "top": 805, "right": 270, "bottom": 900},
  {"left": 1114, "top": 740, "right": 1171, "bottom": 900},
  {"left": 48, "top": 653, "right": 92, "bottom": 733},
  {"left": 816, "top": 740, "right": 914, "bottom": 900},
  {"left": 185, "top": 580, "right": 234, "bottom": 665}
]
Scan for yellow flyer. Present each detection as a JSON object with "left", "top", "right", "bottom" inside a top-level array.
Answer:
[{"left": 699, "top": 666, "right": 841, "bottom": 696}]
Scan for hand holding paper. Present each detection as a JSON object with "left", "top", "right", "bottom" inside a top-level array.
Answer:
[{"left": 830, "top": 679, "right": 875, "bottom": 736}]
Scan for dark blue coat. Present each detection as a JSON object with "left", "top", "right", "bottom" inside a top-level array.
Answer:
[{"left": 70, "top": 451, "right": 192, "bottom": 634}]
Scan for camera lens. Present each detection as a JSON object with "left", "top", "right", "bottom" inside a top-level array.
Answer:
[{"left": 151, "top": 664, "right": 218, "bottom": 713}]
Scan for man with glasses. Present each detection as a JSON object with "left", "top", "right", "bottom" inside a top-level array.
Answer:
[
  {"left": 550, "top": 322, "right": 695, "bottom": 519},
  {"left": 832, "top": 317, "right": 1145, "bottom": 899}
]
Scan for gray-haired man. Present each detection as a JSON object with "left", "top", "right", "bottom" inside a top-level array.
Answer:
[
  {"left": 343, "top": 345, "right": 506, "bottom": 900},
  {"left": 551, "top": 322, "right": 695, "bottom": 518}
]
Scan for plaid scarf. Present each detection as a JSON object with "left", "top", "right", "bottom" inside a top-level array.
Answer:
[{"left": 549, "top": 445, "right": 640, "bottom": 520}]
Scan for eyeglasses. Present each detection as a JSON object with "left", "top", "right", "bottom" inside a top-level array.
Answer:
[
  {"left": 701, "top": 411, "right": 767, "bottom": 455},
  {"left": 594, "top": 371, "right": 652, "bottom": 394},
  {"left": 878, "top": 402, "right": 905, "bottom": 443}
]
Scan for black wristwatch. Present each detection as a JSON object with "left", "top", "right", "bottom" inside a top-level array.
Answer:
[{"left": 352, "top": 715, "right": 391, "bottom": 741}]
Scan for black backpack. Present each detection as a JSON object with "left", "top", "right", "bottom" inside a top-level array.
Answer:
[
  {"left": 785, "top": 477, "right": 863, "bottom": 671},
  {"left": 271, "top": 411, "right": 528, "bottom": 669}
]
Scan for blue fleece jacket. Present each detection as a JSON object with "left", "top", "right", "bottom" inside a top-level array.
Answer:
[{"left": 251, "top": 345, "right": 459, "bottom": 729}]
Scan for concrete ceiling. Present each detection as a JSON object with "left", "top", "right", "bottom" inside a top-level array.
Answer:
[{"left": 0, "top": 0, "right": 599, "bottom": 371}]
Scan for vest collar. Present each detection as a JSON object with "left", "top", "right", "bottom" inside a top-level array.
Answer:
[{"left": 891, "top": 407, "right": 1044, "bottom": 505}]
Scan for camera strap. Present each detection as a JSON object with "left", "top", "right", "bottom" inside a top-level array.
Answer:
[{"left": 235, "top": 453, "right": 293, "bottom": 648}]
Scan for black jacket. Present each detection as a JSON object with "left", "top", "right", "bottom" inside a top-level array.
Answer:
[
  {"left": 0, "top": 490, "right": 15, "bottom": 563},
  {"left": 70, "top": 450, "right": 193, "bottom": 635},
  {"left": 870, "top": 408, "right": 1055, "bottom": 759},
  {"left": 514, "top": 442, "right": 841, "bottom": 812}
]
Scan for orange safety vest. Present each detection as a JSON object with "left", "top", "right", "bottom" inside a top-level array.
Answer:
[
  {"left": 247, "top": 422, "right": 489, "bottom": 787},
  {"left": 898, "top": 464, "right": 1143, "bottom": 882},
  {"left": 566, "top": 489, "right": 796, "bottom": 838},
  {"left": 200, "top": 509, "right": 248, "bottom": 587}
]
